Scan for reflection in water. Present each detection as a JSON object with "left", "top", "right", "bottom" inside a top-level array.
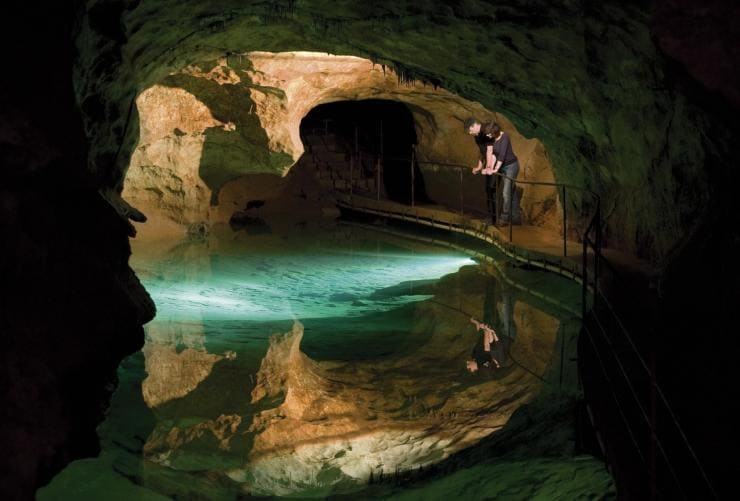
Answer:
[
  {"left": 142, "top": 320, "right": 228, "bottom": 408},
  {"left": 41, "top": 223, "right": 565, "bottom": 498},
  {"left": 467, "top": 277, "right": 517, "bottom": 373}
]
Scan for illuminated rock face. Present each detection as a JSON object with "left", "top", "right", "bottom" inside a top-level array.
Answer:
[
  {"left": 123, "top": 52, "right": 561, "bottom": 237},
  {"left": 122, "top": 85, "right": 234, "bottom": 239},
  {"left": 243, "top": 51, "right": 508, "bottom": 167},
  {"left": 142, "top": 323, "right": 226, "bottom": 408},
  {"left": 245, "top": 52, "right": 562, "bottom": 232},
  {"left": 70, "top": 0, "right": 738, "bottom": 260}
]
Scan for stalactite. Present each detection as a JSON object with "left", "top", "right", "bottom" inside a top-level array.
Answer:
[
  {"left": 257, "top": 0, "right": 297, "bottom": 25},
  {"left": 310, "top": 14, "right": 347, "bottom": 34}
]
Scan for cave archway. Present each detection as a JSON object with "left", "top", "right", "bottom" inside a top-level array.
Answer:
[{"left": 299, "top": 99, "right": 429, "bottom": 204}]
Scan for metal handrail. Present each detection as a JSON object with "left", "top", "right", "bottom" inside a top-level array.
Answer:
[
  {"left": 417, "top": 159, "right": 600, "bottom": 200},
  {"left": 417, "top": 158, "right": 600, "bottom": 254},
  {"left": 589, "top": 313, "right": 686, "bottom": 497}
]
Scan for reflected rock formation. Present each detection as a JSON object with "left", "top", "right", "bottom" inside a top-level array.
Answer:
[
  {"left": 142, "top": 337, "right": 229, "bottom": 409},
  {"left": 140, "top": 273, "right": 560, "bottom": 497}
]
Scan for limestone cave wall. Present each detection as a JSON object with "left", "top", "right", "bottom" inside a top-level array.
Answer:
[{"left": 75, "top": 0, "right": 737, "bottom": 262}]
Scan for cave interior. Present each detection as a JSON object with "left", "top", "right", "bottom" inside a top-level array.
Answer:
[{"left": 1, "top": 1, "right": 739, "bottom": 499}]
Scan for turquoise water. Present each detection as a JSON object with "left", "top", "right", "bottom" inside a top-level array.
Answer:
[
  {"left": 38, "top": 225, "right": 576, "bottom": 499},
  {"left": 143, "top": 237, "right": 474, "bottom": 323}
]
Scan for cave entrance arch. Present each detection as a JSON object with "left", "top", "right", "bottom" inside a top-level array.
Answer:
[{"left": 299, "top": 99, "right": 428, "bottom": 204}]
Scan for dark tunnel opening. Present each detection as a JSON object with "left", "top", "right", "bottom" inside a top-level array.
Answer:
[{"left": 299, "top": 99, "right": 429, "bottom": 204}]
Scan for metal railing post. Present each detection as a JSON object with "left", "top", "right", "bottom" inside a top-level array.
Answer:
[
  {"left": 411, "top": 145, "right": 415, "bottom": 207},
  {"left": 509, "top": 174, "right": 513, "bottom": 242},
  {"left": 376, "top": 157, "right": 381, "bottom": 201},
  {"left": 459, "top": 167, "right": 464, "bottom": 216},
  {"left": 380, "top": 120, "right": 384, "bottom": 165},
  {"left": 563, "top": 185, "right": 568, "bottom": 257},
  {"left": 582, "top": 235, "right": 588, "bottom": 318},
  {"left": 650, "top": 344, "right": 658, "bottom": 500}
]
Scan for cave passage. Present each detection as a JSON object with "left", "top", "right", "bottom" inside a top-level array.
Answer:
[{"left": 300, "top": 99, "right": 429, "bottom": 204}]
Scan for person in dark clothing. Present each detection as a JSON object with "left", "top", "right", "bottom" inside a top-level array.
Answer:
[
  {"left": 466, "top": 276, "right": 517, "bottom": 373},
  {"left": 467, "top": 317, "right": 500, "bottom": 372},
  {"left": 465, "top": 118, "right": 522, "bottom": 225},
  {"left": 464, "top": 117, "right": 498, "bottom": 224},
  {"left": 489, "top": 122, "right": 522, "bottom": 225}
]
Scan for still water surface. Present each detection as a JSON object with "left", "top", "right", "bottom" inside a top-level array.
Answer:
[{"left": 40, "top": 222, "right": 565, "bottom": 499}]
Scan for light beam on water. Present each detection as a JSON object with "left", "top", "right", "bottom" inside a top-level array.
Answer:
[{"left": 138, "top": 248, "right": 475, "bottom": 322}]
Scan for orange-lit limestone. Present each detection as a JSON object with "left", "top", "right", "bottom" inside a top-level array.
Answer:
[
  {"left": 244, "top": 51, "right": 530, "bottom": 170},
  {"left": 141, "top": 298, "right": 558, "bottom": 496},
  {"left": 123, "top": 51, "right": 560, "bottom": 239},
  {"left": 122, "top": 85, "right": 235, "bottom": 239}
]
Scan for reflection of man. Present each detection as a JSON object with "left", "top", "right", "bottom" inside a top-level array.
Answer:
[
  {"left": 466, "top": 317, "right": 500, "bottom": 373},
  {"left": 466, "top": 277, "right": 517, "bottom": 373}
]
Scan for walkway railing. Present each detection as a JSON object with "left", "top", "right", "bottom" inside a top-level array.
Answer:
[
  {"left": 582, "top": 257, "right": 718, "bottom": 499},
  {"left": 302, "top": 119, "right": 715, "bottom": 498},
  {"left": 415, "top": 157, "right": 600, "bottom": 257}
]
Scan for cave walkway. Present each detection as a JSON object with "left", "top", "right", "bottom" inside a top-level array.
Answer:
[
  {"left": 335, "top": 191, "right": 589, "bottom": 283},
  {"left": 334, "top": 192, "right": 652, "bottom": 289}
]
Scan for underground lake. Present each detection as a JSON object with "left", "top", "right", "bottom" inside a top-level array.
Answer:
[{"left": 39, "top": 220, "right": 613, "bottom": 499}]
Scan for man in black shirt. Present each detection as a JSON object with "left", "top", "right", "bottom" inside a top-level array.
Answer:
[
  {"left": 465, "top": 118, "right": 522, "bottom": 225},
  {"left": 467, "top": 317, "right": 500, "bottom": 372},
  {"left": 464, "top": 117, "right": 498, "bottom": 224}
]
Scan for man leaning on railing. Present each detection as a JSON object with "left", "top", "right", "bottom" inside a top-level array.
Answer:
[
  {"left": 465, "top": 117, "right": 522, "bottom": 226},
  {"left": 465, "top": 117, "right": 498, "bottom": 224}
]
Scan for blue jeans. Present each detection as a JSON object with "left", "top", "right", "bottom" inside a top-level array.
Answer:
[{"left": 500, "top": 161, "right": 521, "bottom": 223}]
